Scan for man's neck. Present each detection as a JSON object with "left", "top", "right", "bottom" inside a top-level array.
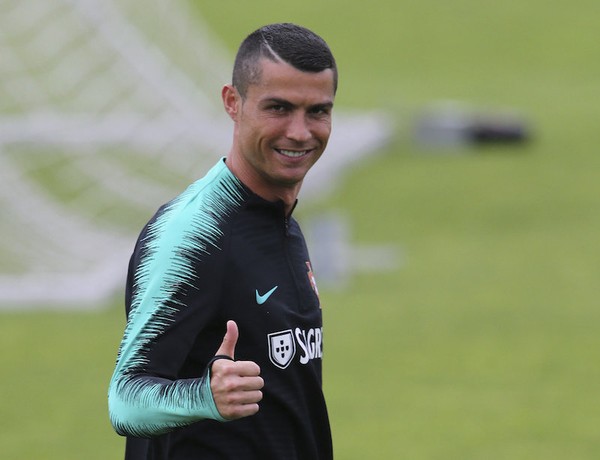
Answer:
[{"left": 225, "top": 156, "right": 300, "bottom": 215}]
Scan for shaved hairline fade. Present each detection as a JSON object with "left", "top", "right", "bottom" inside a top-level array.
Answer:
[{"left": 231, "top": 23, "right": 338, "bottom": 99}]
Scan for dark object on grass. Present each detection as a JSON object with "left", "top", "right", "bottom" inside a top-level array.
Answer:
[
  {"left": 415, "top": 102, "right": 531, "bottom": 148},
  {"left": 468, "top": 116, "right": 529, "bottom": 144}
]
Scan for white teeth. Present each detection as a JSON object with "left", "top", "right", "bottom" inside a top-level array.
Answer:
[{"left": 278, "top": 149, "right": 308, "bottom": 158}]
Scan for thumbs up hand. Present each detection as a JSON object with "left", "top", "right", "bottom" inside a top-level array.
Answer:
[{"left": 210, "top": 320, "right": 264, "bottom": 420}]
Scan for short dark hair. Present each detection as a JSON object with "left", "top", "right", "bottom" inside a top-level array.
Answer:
[{"left": 232, "top": 23, "right": 338, "bottom": 98}]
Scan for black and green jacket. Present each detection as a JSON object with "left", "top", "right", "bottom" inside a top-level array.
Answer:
[{"left": 108, "top": 158, "right": 332, "bottom": 459}]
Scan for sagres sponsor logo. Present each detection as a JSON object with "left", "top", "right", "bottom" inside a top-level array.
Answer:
[
  {"left": 296, "top": 327, "right": 323, "bottom": 364},
  {"left": 268, "top": 330, "right": 296, "bottom": 369},
  {"left": 267, "top": 327, "right": 323, "bottom": 369}
]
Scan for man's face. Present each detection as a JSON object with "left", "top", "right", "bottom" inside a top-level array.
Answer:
[{"left": 226, "top": 58, "right": 335, "bottom": 197}]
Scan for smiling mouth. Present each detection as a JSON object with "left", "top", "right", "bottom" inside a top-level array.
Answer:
[{"left": 276, "top": 148, "right": 312, "bottom": 158}]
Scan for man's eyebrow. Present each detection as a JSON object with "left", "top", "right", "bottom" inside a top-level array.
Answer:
[
  {"left": 310, "top": 101, "right": 334, "bottom": 110},
  {"left": 261, "top": 97, "right": 334, "bottom": 109},
  {"left": 261, "top": 97, "right": 293, "bottom": 107}
]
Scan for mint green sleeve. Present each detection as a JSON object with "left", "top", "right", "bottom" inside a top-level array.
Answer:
[
  {"left": 107, "top": 161, "right": 243, "bottom": 437},
  {"left": 108, "top": 364, "right": 227, "bottom": 437}
]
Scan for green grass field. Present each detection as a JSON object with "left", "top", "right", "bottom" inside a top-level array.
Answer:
[{"left": 2, "top": 1, "right": 599, "bottom": 458}]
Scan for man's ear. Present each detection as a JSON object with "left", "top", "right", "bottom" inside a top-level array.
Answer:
[{"left": 222, "top": 84, "right": 240, "bottom": 121}]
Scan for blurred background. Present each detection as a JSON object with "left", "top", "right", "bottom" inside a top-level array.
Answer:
[{"left": 1, "top": 0, "right": 599, "bottom": 458}]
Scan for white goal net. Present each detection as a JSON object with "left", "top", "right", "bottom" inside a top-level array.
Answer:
[{"left": 0, "top": 0, "right": 392, "bottom": 308}]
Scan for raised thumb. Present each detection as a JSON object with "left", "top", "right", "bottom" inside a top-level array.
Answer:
[{"left": 215, "top": 320, "right": 238, "bottom": 360}]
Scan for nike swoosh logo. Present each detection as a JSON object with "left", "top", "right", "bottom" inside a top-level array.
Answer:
[{"left": 256, "top": 286, "right": 278, "bottom": 305}]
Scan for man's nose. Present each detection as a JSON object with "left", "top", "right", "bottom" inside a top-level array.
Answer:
[{"left": 286, "top": 112, "right": 311, "bottom": 143}]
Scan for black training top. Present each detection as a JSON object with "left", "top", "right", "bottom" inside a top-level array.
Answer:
[{"left": 108, "top": 159, "right": 332, "bottom": 459}]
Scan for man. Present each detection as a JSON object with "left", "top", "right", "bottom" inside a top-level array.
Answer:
[{"left": 108, "top": 23, "right": 337, "bottom": 459}]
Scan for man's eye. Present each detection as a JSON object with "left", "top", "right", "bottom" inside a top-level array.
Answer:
[{"left": 310, "top": 107, "right": 330, "bottom": 116}]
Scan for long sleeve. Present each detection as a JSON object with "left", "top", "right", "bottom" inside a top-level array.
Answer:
[
  {"left": 108, "top": 369, "right": 225, "bottom": 437},
  {"left": 107, "top": 160, "right": 245, "bottom": 437}
]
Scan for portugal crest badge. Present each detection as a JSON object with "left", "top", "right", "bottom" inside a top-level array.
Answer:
[
  {"left": 268, "top": 329, "right": 296, "bottom": 369},
  {"left": 306, "top": 261, "right": 319, "bottom": 298}
]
